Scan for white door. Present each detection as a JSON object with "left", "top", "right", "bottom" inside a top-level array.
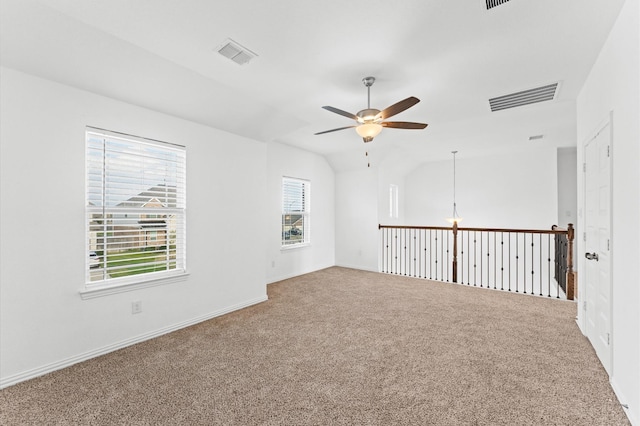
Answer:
[{"left": 583, "top": 121, "right": 612, "bottom": 375}]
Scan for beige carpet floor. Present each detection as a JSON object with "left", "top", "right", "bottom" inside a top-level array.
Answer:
[{"left": 0, "top": 267, "right": 630, "bottom": 425}]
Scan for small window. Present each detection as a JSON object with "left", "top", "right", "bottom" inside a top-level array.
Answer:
[
  {"left": 282, "top": 177, "right": 310, "bottom": 247},
  {"left": 389, "top": 184, "right": 399, "bottom": 218},
  {"left": 86, "top": 128, "right": 186, "bottom": 288}
]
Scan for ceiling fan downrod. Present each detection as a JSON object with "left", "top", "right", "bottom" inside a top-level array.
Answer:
[{"left": 362, "top": 76, "right": 375, "bottom": 109}]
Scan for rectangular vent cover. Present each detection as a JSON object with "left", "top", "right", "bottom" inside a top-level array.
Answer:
[
  {"left": 486, "top": 0, "right": 510, "bottom": 9},
  {"left": 217, "top": 39, "right": 257, "bottom": 65},
  {"left": 529, "top": 135, "right": 544, "bottom": 141},
  {"left": 489, "top": 83, "right": 558, "bottom": 112}
]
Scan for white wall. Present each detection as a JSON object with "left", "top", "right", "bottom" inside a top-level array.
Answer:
[
  {"left": 404, "top": 146, "right": 559, "bottom": 229},
  {"left": 335, "top": 168, "right": 379, "bottom": 271},
  {"left": 576, "top": 0, "right": 640, "bottom": 423},
  {"left": 0, "top": 67, "right": 268, "bottom": 387},
  {"left": 265, "top": 142, "right": 335, "bottom": 283}
]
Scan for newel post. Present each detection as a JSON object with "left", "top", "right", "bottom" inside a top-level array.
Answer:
[
  {"left": 566, "top": 223, "right": 575, "bottom": 300},
  {"left": 452, "top": 221, "right": 458, "bottom": 283}
]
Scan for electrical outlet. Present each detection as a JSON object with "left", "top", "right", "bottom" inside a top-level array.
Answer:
[{"left": 132, "top": 301, "right": 142, "bottom": 314}]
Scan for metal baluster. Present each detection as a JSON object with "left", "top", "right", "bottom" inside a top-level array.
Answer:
[
  {"left": 418, "top": 229, "right": 422, "bottom": 278},
  {"left": 388, "top": 228, "right": 391, "bottom": 274},
  {"left": 530, "top": 234, "right": 535, "bottom": 295},
  {"left": 405, "top": 229, "right": 407, "bottom": 276},
  {"left": 424, "top": 230, "right": 428, "bottom": 279},
  {"left": 421, "top": 230, "right": 424, "bottom": 279},
  {"left": 493, "top": 233, "right": 497, "bottom": 289},
  {"left": 473, "top": 231, "right": 477, "bottom": 286},
  {"left": 460, "top": 230, "right": 464, "bottom": 285},
  {"left": 524, "top": 234, "right": 528, "bottom": 294},
  {"left": 480, "top": 232, "right": 483, "bottom": 287},
  {"left": 468, "top": 231, "right": 471, "bottom": 285},
  {"left": 407, "top": 229, "right": 410, "bottom": 276},
  {"left": 516, "top": 233, "right": 519, "bottom": 293},
  {"left": 414, "top": 229, "right": 417, "bottom": 277},
  {"left": 441, "top": 230, "right": 444, "bottom": 281},
  {"left": 409, "top": 229, "right": 418, "bottom": 277},
  {"left": 394, "top": 228, "right": 397, "bottom": 274},
  {"left": 446, "top": 229, "right": 450, "bottom": 282},
  {"left": 547, "top": 234, "right": 551, "bottom": 297},
  {"left": 486, "top": 232, "right": 490, "bottom": 288},
  {"left": 500, "top": 232, "right": 504, "bottom": 291},
  {"left": 389, "top": 228, "right": 392, "bottom": 273},
  {"left": 428, "top": 230, "right": 432, "bottom": 279},
  {"left": 524, "top": 233, "right": 528, "bottom": 294},
  {"left": 434, "top": 230, "right": 439, "bottom": 280},
  {"left": 539, "top": 234, "right": 543, "bottom": 296},
  {"left": 401, "top": 229, "right": 404, "bottom": 276}
]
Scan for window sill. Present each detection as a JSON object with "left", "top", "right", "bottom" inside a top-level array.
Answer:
[
  {"left": 281, "top": 243, "right": 311, "bottom": 251},
  {"left": 79, "top": 272, "right": 189, "bottom": 300}
]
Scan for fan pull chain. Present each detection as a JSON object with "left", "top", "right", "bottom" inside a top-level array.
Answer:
[{"left": 366, "top": 150, "right": 370, "bottom": 168}]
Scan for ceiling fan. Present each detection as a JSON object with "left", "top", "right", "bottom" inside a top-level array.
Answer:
[{"left": 315, "top": 76, "right": 428, "bottom": 143}]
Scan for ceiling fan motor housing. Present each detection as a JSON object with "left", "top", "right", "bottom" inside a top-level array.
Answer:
[
  {"left": 362, "top": 76, "right": 376, "bottom": 87},
  {"left": 357, "top": 108, "right": 381, "bottom": 123}
]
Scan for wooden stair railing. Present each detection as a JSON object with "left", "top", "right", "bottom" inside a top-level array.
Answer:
[
  {"left": 551, "top": 224, "right": 576, "bottom": 300},
  {"left": 379, "top": 223, "right": 576, "bottom": 300}
]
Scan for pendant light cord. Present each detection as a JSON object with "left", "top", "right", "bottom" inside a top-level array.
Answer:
[{"left": 452, "top": 150, "right": 458, "bottom": 219}]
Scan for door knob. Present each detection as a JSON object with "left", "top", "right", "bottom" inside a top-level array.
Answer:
[{"left": 585, "top": 252, "right": 599, "bottom": 261}]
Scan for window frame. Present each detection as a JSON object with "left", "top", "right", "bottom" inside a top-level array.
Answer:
[
  {"left": 281, "top": 177, "right": 310, "bottom": 249},
  {"left": 389, "top": 184, "right": 399, "bottom": 219},
  {"left": 83, "top": 127, "right": 187, "bottom": 297}
]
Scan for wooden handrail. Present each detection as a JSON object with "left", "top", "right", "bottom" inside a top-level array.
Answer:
[{"left": 380, "top": 224, "right": 569, "bottom": 235}]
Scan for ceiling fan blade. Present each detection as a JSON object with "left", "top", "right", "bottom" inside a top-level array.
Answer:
[
  {"left": 322, "top": 106, "right": 359, "bottom": 121},
  {"left": 314, "top": 126, "right": 357, "bottom": 135},
  {"left": 381, "top": 121, "right": 428, "bottom": 129},
  {"left": 376, "top": 97, "right": 420, "bottom": 120}
]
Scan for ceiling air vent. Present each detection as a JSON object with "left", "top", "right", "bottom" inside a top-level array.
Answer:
[
  {"left": 489, "top": 83, "right": 558, "bottom": 112},
  {"left": 216, "top": 38, "right": 258, "bottom": 65},
  {"left": 486, "top": 0, "right": 510, "bottom": 10},
  {"left": 529, "top": 135, "right": 544, "bottom": 141}
]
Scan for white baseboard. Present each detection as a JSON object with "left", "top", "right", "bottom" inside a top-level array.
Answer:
[
  {"left": 0, "top": 295, "right": 268, "bottom": 389},
  {"left": 334, "top": 263, "right": 379, "bottom": 273},
  {"left": 610, "top": 379, "right": 638, "bottom": 426},
  {"left": 266, "top": 264, "right": 336, "bottom": 285}
]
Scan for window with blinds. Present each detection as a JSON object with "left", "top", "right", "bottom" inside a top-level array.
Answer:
[
  {"left": 282, "top": 177, "right": 310, "bottom": 247},
  {"left": 86, "top": 128, "right": 186, "bottom": 287}
]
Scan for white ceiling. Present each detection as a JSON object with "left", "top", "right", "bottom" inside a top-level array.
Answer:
[{"left": 0, "top": 0, "right": 626, "bottom": 171}]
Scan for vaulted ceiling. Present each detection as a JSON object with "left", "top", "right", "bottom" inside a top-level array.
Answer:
[{"left": 0, "top": 0, "right": 626, "bottom": 171}]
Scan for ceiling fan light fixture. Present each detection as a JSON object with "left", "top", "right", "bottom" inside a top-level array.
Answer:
[
  {"left": 356, "top": 123, "right": 382, "bottom": 142},
  {"left": 446, "top": 213, "right": 463, "bottom": 224}
]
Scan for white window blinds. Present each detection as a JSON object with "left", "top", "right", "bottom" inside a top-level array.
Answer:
[
  {"left": 282, "top": 177, "right": 310, "bottom": 246},
  {"left": 86, "top": 128, "right": 186, "bottom": 286}
]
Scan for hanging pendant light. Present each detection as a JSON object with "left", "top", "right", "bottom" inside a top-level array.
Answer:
[{"left": 446, "top": 150, "right": 463, "bottom": 224}]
